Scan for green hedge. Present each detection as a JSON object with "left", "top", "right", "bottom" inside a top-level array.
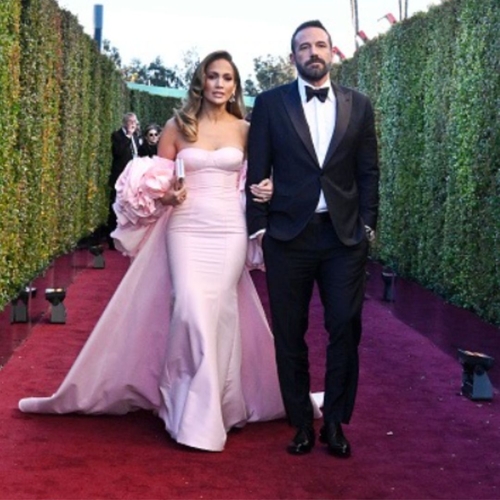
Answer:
[
  {"left": 0, "top": 0, "right": 182, "bottom": 310},
  {"left": 0, "top": 0, "right": 129, "bottom": 309},
  {"left": 18, "top": 0, "right": 64, "bottom": 278},
  {"left": 0, "top": 0, "right": 183, "bottom": 311},
  {"left": 129, "top": 90, "right": 179, "bottom": 129},
  {"left": 336, "top": 0, "right": 500, "bottom": 325},
  {"left": 0, "top": 0, "right": 22, "bottom": 302}
]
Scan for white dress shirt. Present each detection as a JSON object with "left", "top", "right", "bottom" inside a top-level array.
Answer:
[{"left": 297, "top": 76, "right": 336, "bottom": 213}]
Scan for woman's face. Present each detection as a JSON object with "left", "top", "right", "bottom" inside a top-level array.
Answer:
[
  {"left": 145, "top": 129, "right": 159, "bottom": 145},
  {"left": 203, "top": 59, "right": 237, "bottom": 106}
]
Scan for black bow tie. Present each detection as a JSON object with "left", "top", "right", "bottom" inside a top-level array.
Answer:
[{"left": 305, "top": 86, "right": 329, "bottom": 103}]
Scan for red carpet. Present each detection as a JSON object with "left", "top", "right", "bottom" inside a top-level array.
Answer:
[{"left": 0, "top": 250, "right": 499, "bottom": 499}]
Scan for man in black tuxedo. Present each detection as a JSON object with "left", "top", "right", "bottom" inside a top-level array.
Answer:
[
  {"left": 107, "top": 112, "right": 140, "bottom": 248},
  {"left": 246, "top": 20, "right": 379, "bottom": 458}
]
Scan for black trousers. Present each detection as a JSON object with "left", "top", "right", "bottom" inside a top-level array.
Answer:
[
  {"left": 107, "top": 186, "right": 118, "bottom": 238},
  {"left": 263, "top": 214, "right": 368, "bottom": 428}
]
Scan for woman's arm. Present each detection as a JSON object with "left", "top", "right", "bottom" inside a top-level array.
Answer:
[
  {"left": 157, "top": 119, "right": 187, "bottom": 206},
  {"left": 157, "top": 118, "right": 178, "bottom": 160}
]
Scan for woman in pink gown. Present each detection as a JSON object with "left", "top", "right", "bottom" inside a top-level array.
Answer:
[{"left": 18, "top": 51, "right": 298, "bottom": 452}]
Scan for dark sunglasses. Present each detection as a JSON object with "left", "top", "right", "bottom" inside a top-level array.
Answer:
[{"left": 147, "top": 132, "right": 158, "bottom": 137}]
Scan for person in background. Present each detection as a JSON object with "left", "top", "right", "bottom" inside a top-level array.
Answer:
[
  {"left": 18, "top": 51, "right": 300, "bottom": 453},
  {"left": 107, "top": 112, "right": 140, "bottom": 248},
  {"left": 138, "top": 123, "right": 161, "bottom": 157},
  {"left": 246, "top": 20, "right": 379, "bottom": 458}
]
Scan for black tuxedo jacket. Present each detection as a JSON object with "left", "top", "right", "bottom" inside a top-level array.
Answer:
[
  {"left": 110, "top": 129, "right": 138, "bottom": 188},
  {"left": 246, "top": 80, "right": 379, "bottom": 247}
]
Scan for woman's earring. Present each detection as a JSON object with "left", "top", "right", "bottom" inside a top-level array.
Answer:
[{"left": 229, "top": 93, "right": 236, "bottom": 103}]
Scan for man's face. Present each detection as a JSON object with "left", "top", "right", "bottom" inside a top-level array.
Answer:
[
  {"left": 291, "top": 27, "right": 334, "bottom": 85},
  {"left": 126, "top": 116, "right": 138, "bottom": 134}
]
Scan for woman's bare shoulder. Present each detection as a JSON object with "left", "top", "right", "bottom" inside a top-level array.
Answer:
[
  {"left": 161, "top": 118, "right": 182, "bottom": 141},
  {"left": 163, "top": 117, "right": 178, "bottom": 131}
]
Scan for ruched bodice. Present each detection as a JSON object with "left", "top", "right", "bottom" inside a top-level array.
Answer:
[
  {"left": 168, "top": 147, "right": 245, "bottom": 234},
  {"left": 177, "top": 146, "right": 243, "bottom": 171}
]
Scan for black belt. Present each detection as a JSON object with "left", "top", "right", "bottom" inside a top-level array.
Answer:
[{"left": 310, "top": 211, "right": 331, "bottom": 224}]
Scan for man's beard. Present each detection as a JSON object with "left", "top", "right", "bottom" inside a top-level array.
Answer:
[{"left": 296, "top": 57, "right": 331, "bottom": 83}]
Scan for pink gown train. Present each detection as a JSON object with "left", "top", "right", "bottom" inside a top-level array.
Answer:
[{"left": 18, "top": 148, "right": 304, "bottom": 451}]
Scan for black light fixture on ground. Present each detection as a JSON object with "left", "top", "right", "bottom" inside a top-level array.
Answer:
[
  {"left": 458, "top": 349, "right": 494, "bottom": 401},
  {"left": 10, "top": 286, "right": 36, "bottom": 323},
  {"left": 45, "top": 288, "right": 67, "bottom": 324},
  {"left": 381, "top": 268, "right": 397, "bottom": 302},
  {"left": 89, "top": 245, "right": 105, "bottom": 269}
]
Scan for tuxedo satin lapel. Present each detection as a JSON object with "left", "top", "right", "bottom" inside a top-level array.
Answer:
[
  {"left": 324, "top": 84, "right": 352, "bottom": 167},
  {"left": 283, "top": 82, "right": 318, "bottom": 165}
]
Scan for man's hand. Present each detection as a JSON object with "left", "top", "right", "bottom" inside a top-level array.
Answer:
[
  {"left": 365, "top": 225, "right": 376, "bottom": 243},
  {"left": 250, "top": 178, "right": 273, "bottom": 203}
]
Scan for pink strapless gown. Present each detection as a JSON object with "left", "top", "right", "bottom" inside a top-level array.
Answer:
[{"left": 18, "top": 148, "right": 288, "bottom": 451}]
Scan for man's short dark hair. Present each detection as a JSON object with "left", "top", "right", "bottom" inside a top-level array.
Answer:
[{"left": 291, "top": 20, "right": 332, "bottom": 53}]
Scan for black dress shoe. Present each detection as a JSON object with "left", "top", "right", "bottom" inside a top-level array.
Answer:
[
  {"left": 287, "top": 426, "right": 315, "bottom": 455},
  {"left": 319, "top": 422, "right": 351, "bottom": 458}
]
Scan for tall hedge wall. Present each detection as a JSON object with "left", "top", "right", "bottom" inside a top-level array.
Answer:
[
  {"left": 0, "top": 0, "right": 129, "bottom": 309},
  {"left": 0, "top": 0, "right": 22, "bottom": 304},
  {"left": 129, "top": 91, "right": 179, "bottom": 129},
  {"left": 335, "top": 0, "right": 500, "bottom": 325},
  {"left": 0, "top": 1, "right": 185, "bottom": 311}
]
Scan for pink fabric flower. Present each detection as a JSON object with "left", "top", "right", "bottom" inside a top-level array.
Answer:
[
  {"left": 114, "top": 156, "right": 175, "bottom": 227},
  {"left": 111, "top": 156, "right": 175, "bottom": 257}
]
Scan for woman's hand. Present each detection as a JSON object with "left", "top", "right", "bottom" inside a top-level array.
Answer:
[
  {"left": 250, "top": 178, "right": 273, "bottom": 203},
  {"left": 159, "top": 184, "right": 188, "bottom": 206}
]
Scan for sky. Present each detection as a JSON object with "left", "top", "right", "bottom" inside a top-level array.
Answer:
[{"left": 55, "top": 0, "right": 442, "bottom": 79}]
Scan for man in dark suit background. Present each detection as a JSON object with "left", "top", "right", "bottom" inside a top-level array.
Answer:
[
  {"left": 107, "top": 112, "right": 140, "bottom": 248},
  {"left": 246, "top": 20, "right": 379, "bottom": 458}
]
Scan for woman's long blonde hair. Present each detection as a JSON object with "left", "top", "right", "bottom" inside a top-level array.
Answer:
[{"left": 174, "top": 51, "right": 246, "bottom": 142}]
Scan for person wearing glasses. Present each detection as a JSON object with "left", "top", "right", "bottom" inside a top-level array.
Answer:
[{"left": 138, "top": 123, "right": 161, "bottom": 157}]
